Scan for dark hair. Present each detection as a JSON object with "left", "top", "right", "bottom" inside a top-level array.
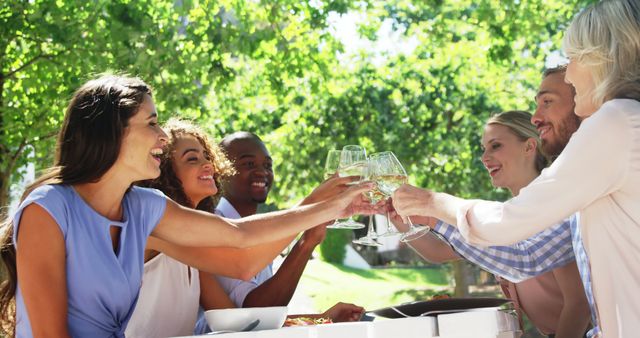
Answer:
[
  {"left": 141, "top": 118, "right": 235, "bottom": 211},
  {"left": 542, "top": 64, "right": 568, "bottom": 78},
  {"left": 0, "top": 74, "right": 152, "bottom": 335}
]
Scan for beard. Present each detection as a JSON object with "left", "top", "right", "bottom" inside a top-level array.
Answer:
[{"left": 541, "top": 114, "right": 582, "bottom": 159}]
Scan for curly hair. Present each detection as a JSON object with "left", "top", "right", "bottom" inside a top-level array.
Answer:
[{"left": 141, "top": 118, "right": 235, "bottom": 211}]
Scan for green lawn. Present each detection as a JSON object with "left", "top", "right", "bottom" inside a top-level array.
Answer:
[{"left": 298, "top": 260, "right": 451, "bottom": 312}]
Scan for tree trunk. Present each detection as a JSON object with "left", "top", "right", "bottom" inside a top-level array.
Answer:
[{"left": 452, "top": 260, "right": 470, "bottom": 297}]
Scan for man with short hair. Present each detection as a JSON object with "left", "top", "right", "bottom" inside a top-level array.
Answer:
[
  {"left": 194, "top": 132, "right": 364, "bottom": 334},
  {"left": 532, "top": 65, "right": 581, "bottom": 158},
  {"left": 214, "top": 132, "right": 328, "bottom": 309},
  {"left": 398, "top": 65, "right": 600, "bottom": 337}
]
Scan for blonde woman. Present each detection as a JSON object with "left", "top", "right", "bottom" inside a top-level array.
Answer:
[
  {"left": 393, "top": 111, "right": 590, "bottom": 337},
  {"left": 392, "top": 1, "right": 640, "bottom": 336}
]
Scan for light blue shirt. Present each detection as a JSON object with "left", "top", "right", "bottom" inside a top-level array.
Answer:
[
  {"left": 13, "top": 185, "right": 167, "bottom": 338},
  {"left": 194, "top": 197, "right": 273, "bottom": 334},
  {"left": 213, "top": 198, "right": 273, "bottom": 306}
]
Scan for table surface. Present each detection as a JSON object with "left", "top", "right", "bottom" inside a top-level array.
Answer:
[{"left": 176, "top": 315, "right": 522, "bottom": 338}]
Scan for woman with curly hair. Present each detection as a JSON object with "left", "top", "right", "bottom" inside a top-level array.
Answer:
[
  {"left": 125, "top": 118, "right": 236, "bottom": 337},
  {"left": 125, "top": 119, "right": 362, "bottom": 337}
]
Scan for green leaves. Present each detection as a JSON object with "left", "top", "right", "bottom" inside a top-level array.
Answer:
[{"left": 1, "top": 0, "right": 590, "bottom": 209}]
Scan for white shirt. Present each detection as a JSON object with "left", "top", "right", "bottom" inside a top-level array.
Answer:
[
  {"left": 214, "top": 197, "right": 274, "bottom": 307},
  {"left": 456, "top": 99, "right": 640, "bottom": 338},
  {"left": 125, "top": 253, "right": 200, "bottom": 338}
]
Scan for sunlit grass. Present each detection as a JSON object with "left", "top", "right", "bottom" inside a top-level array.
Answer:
[{"left": 298, "top": 260, "right": 451, "bottom": 312}]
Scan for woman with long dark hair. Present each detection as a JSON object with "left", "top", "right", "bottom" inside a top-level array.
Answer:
[{"left": 0, "top": 74, "right": 372, "bottom": 337}]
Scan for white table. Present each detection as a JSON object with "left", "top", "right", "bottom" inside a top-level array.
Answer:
[{"left": 178, "top": 314, "right": 522, "bottom": 338}]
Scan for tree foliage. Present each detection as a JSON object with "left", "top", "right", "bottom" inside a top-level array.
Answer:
[{"left": 1, "top": 0, "right": 597, "bottom": 211}]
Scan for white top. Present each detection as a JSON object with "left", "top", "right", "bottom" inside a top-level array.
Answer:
[
  {"left": 214, "top": 197, "right": 274, "bottom": 307},
  {"left": 455, "top": 99, "right": 640, "bottom": 338},
  {"left": 125, "top": 253, "right": 200, "bottom": 338}
]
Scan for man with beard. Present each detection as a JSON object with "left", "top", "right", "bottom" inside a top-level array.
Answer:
[
  {"left": 393, "top": 65, "right": 598, "bottom": 337},
  {"left": 532, "top": 66, "right": 581, "bottom": 158}
]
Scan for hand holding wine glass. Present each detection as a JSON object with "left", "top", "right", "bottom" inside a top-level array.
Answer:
[
  {"left": 326, "top": 145, "right": 367, "bottom": 229},
  {"left": 373, "top": 152, "right": 430, "bottom": 242},
  {"left": 391, "top": 184, "right": 437, "bottom": 220}
]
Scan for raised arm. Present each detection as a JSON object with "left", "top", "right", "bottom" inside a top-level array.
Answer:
[
  {"left": 146, "top": 236, "right": 294, "bottom": 280},
  {"left": 432, "top": 220, "right": 574, "bottom": 282},
  {"left": 15, "top": 204, "right": 70, "bottom": 337},
  {"left": 394, "top": 103, "right": 632, "bottom": 246},
  {"left": 242, "top": 223, "right": 328, "bottom": 307},
  {"left": 388, "top": 213, "right": 460, "bottom": 264},
  {"left": 153, "top": 181, "right": 375, "bottom": 249}
]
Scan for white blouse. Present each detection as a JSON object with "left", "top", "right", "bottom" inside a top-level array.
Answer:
[
  {"left": 455, "top": 99, "right": 640, "bottom": 338},
  {"left": 125, "top": 253, "right": 200, "bottom": 338}
]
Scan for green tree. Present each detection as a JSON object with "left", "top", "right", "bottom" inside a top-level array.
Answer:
[
  {"left": 200, "top": 0, "right": 595, "bottom": 295},
  {"left": 0, "top": 0, "right": 356, "bottom": 212}
]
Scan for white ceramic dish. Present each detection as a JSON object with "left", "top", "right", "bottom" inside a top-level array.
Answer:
[{"left": 205, "top": 306, "right": 288, "bottom": 332}]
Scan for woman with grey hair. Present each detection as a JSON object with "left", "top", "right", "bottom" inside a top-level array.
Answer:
[{"left": 392, "top": 0, "right": 640, "bottom": 336}]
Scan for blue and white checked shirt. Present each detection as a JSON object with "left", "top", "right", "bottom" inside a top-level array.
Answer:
[
  {"left": 569, "top": 214, "right": 599, "bottom": 338},
  {"left": 434, "top": 219, "right": 575, "bottom": 283},
  {"left": 434, "top": 216, "right": 600, "bottom": 337}
]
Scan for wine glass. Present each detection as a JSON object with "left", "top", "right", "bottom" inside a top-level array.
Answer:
[
  {"left": 368, "top": 152, "right": 400, "bottom": 237},
  {"left": 325, "top": 145, "right": 367, "bottom": 229},
  {"left": 353, "top": 159, "right": 383, "bottom": 246},
  {"left": 374, "top": 152, "right": 430, "bottom": 242},
  {"left": 323, "top": 149, "right": 342, "bottom": 180},
  {"left": 323, "top": 150, "right": 353, "bottom": 229}
]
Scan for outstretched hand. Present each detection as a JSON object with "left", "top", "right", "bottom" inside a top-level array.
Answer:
[
  {"left": 322, "top": 302, "right": 365, "bottom": 322},
  {"left": 391, "top": 184, "right": 435, "bottom": 222},
  {"left": 301, "top": 175, "right": 360, "bottom": 205},
  {"left": 334, "top": 181, "right": 386, "bottom": 219}
]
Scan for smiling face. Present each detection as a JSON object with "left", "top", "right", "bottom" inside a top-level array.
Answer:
[
  {"left": 532, "top": 72, "right": 581, "bottom": 158},
  {"left": 117, "top": 94, "right": 168, "bottom": 182},
  {"left": 171, "top": 135, "right": 218, "bottom": 206},
  {"left": 222, "top": 137, "right": 274, "bottom": 209},
  {"left": 481, "top": 124, "right": 537, "bottom": 194},
  {"left": 565, "top": 58, "right": 599, "bottom": 118}
]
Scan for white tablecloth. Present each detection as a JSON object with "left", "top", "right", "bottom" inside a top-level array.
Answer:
[{"left": 178, "top": 315, "right": 521, "bottom": 338}]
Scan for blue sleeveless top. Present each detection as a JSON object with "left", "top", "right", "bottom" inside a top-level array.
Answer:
[{"left": 12, "top": 185, "right": 167, "bottom": 338}]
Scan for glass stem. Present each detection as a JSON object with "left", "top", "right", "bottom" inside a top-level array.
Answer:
[{"left": 367, "top": 214, "right": 376, "bottom": 238}]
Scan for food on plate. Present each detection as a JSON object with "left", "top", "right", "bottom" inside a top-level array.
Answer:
[
  {"left": 430, "top": 293, "right": 451, "bottom": 300},
  {"left": 284, "top": 316, "right": 333, "bottom": 327}
]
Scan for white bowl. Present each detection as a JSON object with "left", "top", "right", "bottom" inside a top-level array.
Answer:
[{"left": 204, "top": 306, "right": 288, "bottom": 332}]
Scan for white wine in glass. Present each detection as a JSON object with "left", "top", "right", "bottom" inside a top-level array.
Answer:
[
  {"left": 374, "top": 152, "right": 429, "bottom": 242},
  {"left": 326, "top": 146, "right": 366, "bottom": 230},
  {"left": 353, "top": 159, "right": 383, "bottom": 247}
]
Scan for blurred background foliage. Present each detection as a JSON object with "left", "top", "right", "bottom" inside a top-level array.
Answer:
[
  {"left": 1, "top": 1, "right": 597, "bottom": 335},
  {"left": 1, "top": 0, "right": 597, "bottom": 210}
]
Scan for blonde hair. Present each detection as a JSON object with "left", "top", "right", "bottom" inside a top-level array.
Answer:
[
  {"left": 563, "top": 0, "right": 640, "bottom": 107},
  {"left": 486, "top": 111, "right": 548, "bottom": 173}
]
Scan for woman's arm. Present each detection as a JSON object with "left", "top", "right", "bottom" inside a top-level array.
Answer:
[
  {"left": 394, "top": 104, "right": 632, "bottom": 245},
  {"left": 16, "top": 204, "right": 70, "bottom": 337},
  {"left": 552, "top": 262, "right": 592, "bottom": 338},
  {"left": 149, "top": 177, "right": 359, "bottom": 279},
  {"left": 199, "top": 271, "right": 236, "bottom": 310},
  {"left": 147, "top": 236, "right": 294, "bottom": 280},
  {"left": 153, "top": 182, "right": 375, "bottom": 249}
]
